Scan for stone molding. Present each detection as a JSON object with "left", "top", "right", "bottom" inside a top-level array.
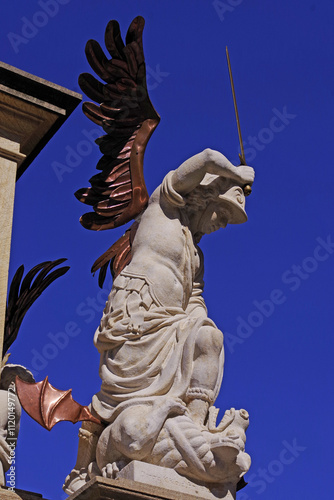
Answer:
[
  {"left": 0, "top": 61, "right": 81, "bottom": 178},
  {"left": 68, "top": 475, "right": 207, "bottom": 500},
  {"left": 0, "top": 487, "right": 49, "bottom": 499}
]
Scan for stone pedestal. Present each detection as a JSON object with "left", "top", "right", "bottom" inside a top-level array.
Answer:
[
  {"left": 0, "top": 487, "right": 49, "bottom": 499},
  {"left": 68, "top": 476, "right": 210, "bottom": 500},
  {"left": 68, "top": 462, "right": 237, "bottom": 500}
]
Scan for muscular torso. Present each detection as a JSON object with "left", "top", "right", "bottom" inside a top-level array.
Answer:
[{"left": 125, "top": 187, "right": 201, "bottom": 309}]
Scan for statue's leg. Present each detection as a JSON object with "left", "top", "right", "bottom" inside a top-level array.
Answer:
[
  {"left": 96, "top": 397, "right": 189, "bottom": 475},
  {"left": 187, "top": 325, "right": 224, "bottom": 426},
  {"left": 63, "top": 420, "right": 105, "bottom": 494}
]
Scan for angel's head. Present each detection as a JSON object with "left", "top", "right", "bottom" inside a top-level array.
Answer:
[{"left": 185, "top": 174, "right": 247, "bottom": 241}]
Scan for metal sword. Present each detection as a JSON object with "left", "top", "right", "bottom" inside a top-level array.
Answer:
[{"left": 226, "top": 46, "right": 252, "bottom": 196}]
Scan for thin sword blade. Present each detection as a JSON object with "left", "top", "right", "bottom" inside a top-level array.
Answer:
[{"left": 226, "top": 46, "right": 246, "bottom": 165}]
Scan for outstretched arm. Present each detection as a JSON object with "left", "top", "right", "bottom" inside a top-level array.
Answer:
[{"left": 171, "top": 149, "right": 254, "bottom": 195}]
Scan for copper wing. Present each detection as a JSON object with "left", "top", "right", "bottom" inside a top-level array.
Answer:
[
  {"left": 76, "top": 16, "right": 160, "bottom": 232},
  {"left": 15, "top": 376, "right": 100, "bottom": 430}
]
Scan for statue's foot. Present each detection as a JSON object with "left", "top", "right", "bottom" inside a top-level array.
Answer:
[
  {"left": 63, "top": 468, "right": 88, "bottom": 495},
  {"left": 102, "top": 461, "right": 123, "bottom": 479},
  {"left": 63, "top": 461, "right": 102, "bottom": 494}
]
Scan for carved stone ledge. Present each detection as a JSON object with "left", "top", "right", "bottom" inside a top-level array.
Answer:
[
  {"left": 67, "top": 476, "right": 206, "bottom": 500},
  {"left": 0, "top": 487, "right": 49, "bottom": 499},
  {"left": 68, "top": 462, "right": 237, "bottom": 500},
  {"left": 0, "top": 61, "right": 82, "bottom": 178}
]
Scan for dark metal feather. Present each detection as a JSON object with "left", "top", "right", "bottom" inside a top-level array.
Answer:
[
  {"left": 104, "top": 20, "right": 125, "bottom": 60},
  {"left": 3, "top": 259, "right": 70, "bottom": 358},
  {"left": 76, "top": 16, "right": 160, "bottom": 234}
]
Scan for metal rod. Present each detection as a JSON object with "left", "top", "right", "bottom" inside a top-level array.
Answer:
[
  {"left": 226, "top": 46, "right": 245, "bottom": 165},
  {"left": 226, "top": 47, "right": 251, "bottom": 195}
]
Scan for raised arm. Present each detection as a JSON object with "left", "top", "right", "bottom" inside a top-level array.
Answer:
[{"left": 171, "top": 149, "right": 254, "bottom": 195}]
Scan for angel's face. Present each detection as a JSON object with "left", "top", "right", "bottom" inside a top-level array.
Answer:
[
  {"left": 197, "top": 201, "right": 230, "bottom": 235},
  {"left": 194, "top": 185, "right": 247, "bottom": 239}
]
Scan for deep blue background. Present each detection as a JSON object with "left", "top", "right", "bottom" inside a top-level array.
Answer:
[{"left": 1, "top": 1, "right": 333, "bottom": 498}]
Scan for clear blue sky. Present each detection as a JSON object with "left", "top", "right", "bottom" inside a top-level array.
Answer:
[{"left": 1, "top": 1, "right": 333, "bottom": 498}]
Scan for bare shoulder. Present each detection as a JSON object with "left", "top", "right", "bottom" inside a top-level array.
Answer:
[
  {"left": 148, "top": 185, "right": 161, "bottom": 204},
  {"left": 147, "top": 183, "right": 181, "bottom": 218}
]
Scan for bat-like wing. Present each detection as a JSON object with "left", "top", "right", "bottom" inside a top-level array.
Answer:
[
  {"left": 76, "top": 16, "right": 160, "bottom": 233},
  {"left": 15, "top": 376, "right": 100, "bottom": 431}
]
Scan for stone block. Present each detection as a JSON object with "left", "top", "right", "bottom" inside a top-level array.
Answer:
[
  {"left": 117, "top": 461, "right": 236, "bottom": 499},
  {"left": 0, "top": 487, "right": 49, "bottom": 499},
  {"left": 68, "top": 476, "right": 202, "bottom": 499},
  {"left": 68, "top": 462, "right": 237, "bottom": 500}
]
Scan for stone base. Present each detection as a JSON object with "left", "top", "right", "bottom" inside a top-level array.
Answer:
[
  {"left": 0, "top": 487, "right": 49, "bottom": 499},
  {"left": 118, "top": 461, "right": 235, "bottom": 499},
  {"left": 68, "top": 462, "right": 236, "bottom": 500}
]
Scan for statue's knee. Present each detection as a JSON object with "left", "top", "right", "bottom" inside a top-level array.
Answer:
[{"left": 195, "top": 326, "right": 224, "bottom": 356}]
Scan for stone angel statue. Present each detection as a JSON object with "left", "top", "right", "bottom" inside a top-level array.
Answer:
[{"left": 64, "top": 16, "right": 255, "bottom": 499}]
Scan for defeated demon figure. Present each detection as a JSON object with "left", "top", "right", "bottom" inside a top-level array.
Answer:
[{"left": 64, "top": 16, "right": 254, "bottom": 497}]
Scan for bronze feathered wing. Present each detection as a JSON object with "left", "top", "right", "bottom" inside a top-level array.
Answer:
[{"left": 76, "top": 16, "right": 159, "bottom": 237}]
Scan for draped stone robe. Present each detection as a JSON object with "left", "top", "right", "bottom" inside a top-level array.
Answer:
[{"left": 92, "top": 172, "right": 224, "bottom": 423}]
